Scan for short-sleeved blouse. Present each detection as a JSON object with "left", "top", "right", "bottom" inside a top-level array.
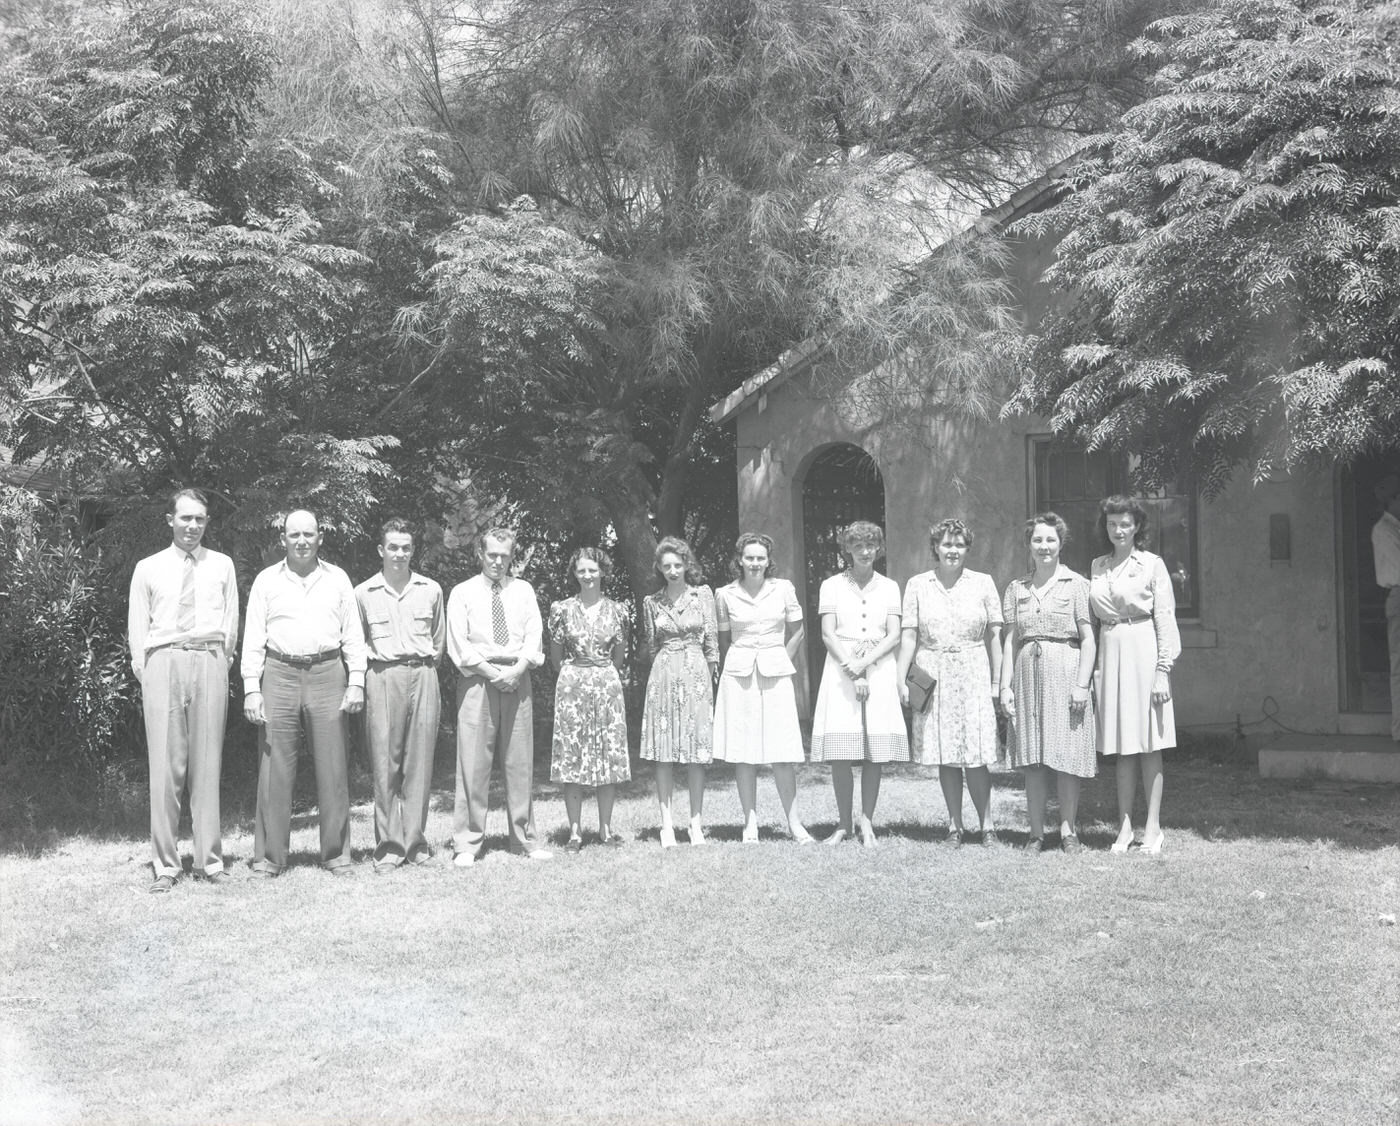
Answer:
[
  {"left": 715, "top": 579, "right": 802, "bottom": 679},
  {"left": 818, "top": 572, "right": 901, "bottom": 640},
  {"left": 1001, "top": 566, "right": 1091, "bottom": 642},
  {"left": 902, "top": 569, "right": 1002, "bottom": 648}
]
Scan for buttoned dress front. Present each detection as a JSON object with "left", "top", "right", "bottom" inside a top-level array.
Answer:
[
  {"left": 1089, "top": 550, "right": 1180, "bottom": 756},
  {"left": 1002, "top": 567, "right": 1096, "bottom": 778},
  {"left": 810, "top": 572, "right": 909, "bottom": 763},
  {"left": 640, "top": 586, "right": 719, "bottom": 764},
  {"left": 549, "top": 597, "right": 631, "bottom": 786},
  {"left": 903, "top": 569, "right": 1002, "bottom": 768},
  {"left": 713, "top": 579, "right": 804, "bottom": 764}
]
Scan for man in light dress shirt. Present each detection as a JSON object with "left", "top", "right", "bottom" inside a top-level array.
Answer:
[
  {"left": 446, "top": 527, "right": 550, "bottom": 864},
  {"left": 128, "top": 489, "right": 239, "bottom": 892},
  {"left": 242, "top": 509, "right": 367, "bottom": 876},
  {"left": 1371, "top": 473, "right": 1400, "bottom": 742},
  {"left": 354, "top": 518, "right": 445, "bottom": 871}
]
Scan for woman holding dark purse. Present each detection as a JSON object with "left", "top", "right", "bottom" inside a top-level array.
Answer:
[
  {"left": 897, "top": 519, "right": 1004, "bottom": 845},
  {"left": 809, "top": 522, "right": 909, "bottom": 847}
]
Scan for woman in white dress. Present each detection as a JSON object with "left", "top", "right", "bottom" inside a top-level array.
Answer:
[
  {"left": 896, "top": 519, "right": 1003, "bottom": 845},
  {"left": 1089, "top": 495, "right": 1180, "bottom": 855},
  {"left": 810, "top": 522, "right": 909, "bottom": 847},
  {"left": 713, "top": 532, "right": 812, "bottom": 843}
]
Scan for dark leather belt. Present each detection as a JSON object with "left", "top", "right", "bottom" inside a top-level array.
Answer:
[
  {"left": 267, "top": 647, "right": 341, "bottom": 668},
  {"left": 486, "top": 656, "right": 520, "bottom": 666},
  {"left": 369, "top": 656, "right": 436, "bottom": 668}
]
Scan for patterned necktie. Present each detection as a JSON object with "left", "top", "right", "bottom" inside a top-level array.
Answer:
[
  {"left": 490, "top": 580, "right": 508, "bottom": 645},
  {"left": 177, "top": 551, "right": 197, "bottom": 634}
]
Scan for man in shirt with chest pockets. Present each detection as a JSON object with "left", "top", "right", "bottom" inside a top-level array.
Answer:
[
  {"left": 355, "top": 518, "right": 445, "bottom": 871},
  {"left": 128, "top": 488, "right": 239, "bottom": 892},
  {"left": 243, "top": 509, "right": 367, "bottom": 876}
]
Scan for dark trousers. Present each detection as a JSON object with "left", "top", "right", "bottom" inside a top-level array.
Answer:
[
  {"left": 453, "top": 674, "right": 536, "bottom": 856},
  {"left": 365, "top": 663, "right": 440, "bottom": 863},
  {"left": 143, "top": 648, "right": 228, "bottom": 876},
  {"left": 253, "top": 657, "right": 351, "bottom": 872}
]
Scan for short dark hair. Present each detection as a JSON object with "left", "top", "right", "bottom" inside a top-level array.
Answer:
[
  {"left": 929, "top": 517, "right": 974, "bottom": 552},
  {"left": 1098, "top": 495, "right": 1151, "bottom": 549},
  {"left": 653, "top": 536, "right": 706, "bottom": 586},
  {"left": 166, "top": 487, "right": 208, "bottom": 515},
  {"left": 380, "top": 517, "right": 415, "bottom": 546},
  {"left": 729, "top": 532, "right": 777, "bottom": 580},
  {"left": 568, "top": 546, "right": 613, "bottom": 582},
  {"left": 1024, "top": 511, "right": 1069, "bottom": 546}
]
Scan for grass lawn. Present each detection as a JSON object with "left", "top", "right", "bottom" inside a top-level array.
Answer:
[{"left": 1, "top": 743, "right": 1397, "bottom": 1126}]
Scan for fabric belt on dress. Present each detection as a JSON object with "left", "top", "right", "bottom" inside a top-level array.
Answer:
[
  {"left": 368, "top": 656, "right": 436, "bottom": 668},
  {"left": 657, "top": 638, "right": 700, "bottom": 653},
  {"left": 564, "top": 657, "right": 613, "bottom": 669},
  {"left": 1015, "top": 636, "right": 1081, "bottom": 657},
  {"left": 267, "top": 647, "right": 341, "bottom": 668},
  {"left": 917, "top": 642, "right": 982, "bottom": 654},
  {"left": 148, "top": 640, "right": 223, "bottom": 654},
  {"left": 1098, "top": 614, "right": 1151, "bottom": 628}
]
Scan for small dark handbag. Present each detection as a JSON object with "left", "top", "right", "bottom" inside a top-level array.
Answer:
[{"left": 904, "top": 663, "right": 937, "bottom": 712}]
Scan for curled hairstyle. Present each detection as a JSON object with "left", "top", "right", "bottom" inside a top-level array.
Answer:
[
  {"left": 568, "top": 546, "right": 613, "bottom": 583},
  {"left": 839, "top": 520, "right": 885, "bottom": 556},
  {"left": 929, "top": 517, "right": 974, "bottom": 553},
  {"left": 380, "top": 517, "right": 414, "bottom": 546},
  {"left": 729, "top": 532, "right": 778, "bottom": 580},
  {"left": 1098, "top": 495, "right": 1151, "bottom": 549},
  {"left": 653, "top": 536, "right": 706, "bottom": 586},
  {"left": 1023, "top": 511, "right": 1069, "bottom": 546},
  {"left": 167, "top": 487, "right": 208, "bottom": 515},
  {"left": 477, "top": 526, "right": 518, "bottom": 557}
]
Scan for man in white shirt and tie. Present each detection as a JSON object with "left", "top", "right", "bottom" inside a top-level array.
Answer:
[
  {"left": 242, "top": 509, "right": 367, "bottom": 876},
  {"left": 446, "top": 527, "right": 550, "bottom": 864},
  {"left": 1372, "top": 473, "right": 1400, "bottom": 742},
  {"left": 128, "top": 488, "right": 239, "bottom": 892}
]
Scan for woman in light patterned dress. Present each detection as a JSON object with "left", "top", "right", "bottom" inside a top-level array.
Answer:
[
  {"left": 713, "top": 532, "right": 813, "bottom": 843},
  {"left": 640, "top": 536, "right": 719, "bottom": 848},
  {"left": 998, "top": 513, "right": 1097, "bottom": 854},
  {"left": 896, "top": 518, "right": 1003, "bottom": 846},
  {"left": 1090, "top": 495, "right": 1181, "bottom": 856},
  {"left": 810, "top": 521, "right": 908, "bottom": 848},
  {"left": 549, "top": 547, "right": 630, "bottom": 851}
]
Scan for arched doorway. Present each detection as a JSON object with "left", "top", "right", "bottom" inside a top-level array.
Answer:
[{"left": 799, "top": 443, "right": 886, "bottom": 698}]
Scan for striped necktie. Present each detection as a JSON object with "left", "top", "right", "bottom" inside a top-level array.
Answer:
[
  {"left": 490, "top": 580, "right": 508, "bottom": 645},
  {"left": 177, "top": 551, "right": 197, "bottom": 635}
]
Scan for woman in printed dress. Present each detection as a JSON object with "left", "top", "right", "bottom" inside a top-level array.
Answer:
[
  {"left": 549, "top": 547, "right": 630, "bottom": 851},
  {"left": 998, "top": 513, "right": 1097, "bottom": 853},
  {"left": 896, "top": 518, "right": 1003, "bottom": 846},
  {"left": 713, "top": 532, "right": 813, "bottom": 843},
  {"left": 640, "top": 536, "right": 719, "bottom": 848},
  {"left": 1090, "top": 495, "right": 1181, "bottom": 855},
  {"left": 810, "top": 521, "right": 908, "bottom": 847}
]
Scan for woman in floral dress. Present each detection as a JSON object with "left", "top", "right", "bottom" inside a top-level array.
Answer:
[
  {"left": 896, "top": 518, "right": 1003, "bottom": 846},
  {"left": 810, "top": 521, "right": 908, "bottom": 847},
  {"left": 998, "top": 513, "right": 1097, "bottom": 854},
  {"left": 640, "top": 536, "right": 719, "bottom": 848},
  {"left": 549, "top": 547, "right": 630, "bottom": 851}
]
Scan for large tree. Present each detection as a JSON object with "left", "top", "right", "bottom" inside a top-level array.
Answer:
[
  {"left": 1008, "top": 0, "right": 1400, "bottom": 494},
  {"left": 393, "top": 0, "right": 1167, "bottom": 597}
]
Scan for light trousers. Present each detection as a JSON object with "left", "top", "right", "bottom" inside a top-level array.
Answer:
[
  {"left": 1388, "top": 587, "right": 1400, "bottom": 741},
  {"left": 365, "top": 662, "right": 440, "bottom": 863},
  {"left": 453, "top": 674, "right": 537, "bottom": 856},
  {"left": 253, "top": 657, "right": 351, "bottom": 872},
  {"left": 142, "top": 648, "right": 228, "bottom": 877}
]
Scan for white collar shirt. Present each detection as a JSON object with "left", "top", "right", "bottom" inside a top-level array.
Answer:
[
  {"left": 354, "top": 571, "right": 446, "bottom": 662},
  {"left": 446, "top": 573, "right": 544, "bottom": 671},
  {"left": 127, "top": 544, "right": 239, "bottom": 674},
  {"left": 240, "top": 559, "right": 368, "bottom": 692}
]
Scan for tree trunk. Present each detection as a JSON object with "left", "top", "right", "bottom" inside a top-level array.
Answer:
[
  {"left": 654, "top": 381, "right": 709, "bottom": 537},
  {"left": 609, "top": 466, "right": 661, "bottom": 614}
]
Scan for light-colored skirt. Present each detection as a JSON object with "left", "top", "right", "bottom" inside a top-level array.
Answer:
[
  {"left": 713, "top": 671, "right": 804, "bottom": 764},
  {"left": 810, "top": 647, "right": 909, "bottom": 763},
  {"left": 1096, "top": 619, "right": 1176, "bottom": 755}
]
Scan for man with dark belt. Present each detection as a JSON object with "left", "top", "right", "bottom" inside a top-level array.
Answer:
[
  {"left": 128, "top": 488, "right": 239, "bottom": 892},
  {"left": 445, "top": 527, "right": 550, "bottom": 865},
  {"left": 354, "top": 518, "right": 445, "bottom": 871},
  {"left": 243, "top": 509, "right": 367, "bottom": 877}
]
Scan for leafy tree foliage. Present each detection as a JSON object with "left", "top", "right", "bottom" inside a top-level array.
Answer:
[
  {"left": 394, "top": 0, "right": 1164, "bottom": 597},
  {"left": 1009, "top": 0, "right": 1400, "bottom": 493}
]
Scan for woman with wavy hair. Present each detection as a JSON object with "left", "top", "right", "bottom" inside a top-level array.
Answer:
[
  {"left": 712, "top": 532, "right": 812, "bottom": 843},
  {"left": 639, "top": 536, "right": 719, "bottom": 847}
]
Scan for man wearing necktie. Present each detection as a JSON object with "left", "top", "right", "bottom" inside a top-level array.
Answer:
[
  {"left": 242, "top": 509, "right": 367, "bottom": 877},
  {"left": 127, "top": 489, "right": 239, "bottom": 892},
  {"left": 354, "top": 518, "right": 446, "bottom": 870},
  {"left": 445, "top": 527, "right": 550, "bottom": 864}
]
